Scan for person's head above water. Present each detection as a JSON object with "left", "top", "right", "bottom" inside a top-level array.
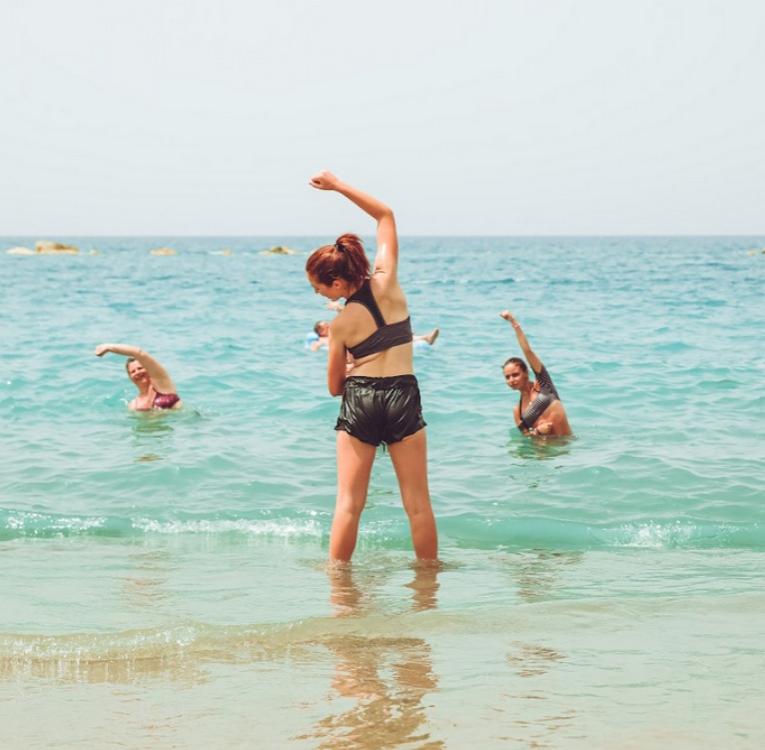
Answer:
[
  {"left": 125, "top": 357, "right": 151, "bottom": 388},
  {"left": 305, "top": 233, "right": 369, "bottom": 300},
  {"left": 313, "top": 320, "right": 330, "bottom": 337},
  {"left": 502, "top": 356, "right": 530, "bottom": 391}
]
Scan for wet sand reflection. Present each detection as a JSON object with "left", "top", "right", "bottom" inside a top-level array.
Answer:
[{"left": 302, "top": 564, "right": 444, "bottom": 750}]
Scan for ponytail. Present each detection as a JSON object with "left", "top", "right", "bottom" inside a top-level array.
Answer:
[{"left": 306, "top": 233, "right": 369, "bottom": 288}]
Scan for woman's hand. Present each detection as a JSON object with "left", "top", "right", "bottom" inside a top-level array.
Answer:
[
  {"left": 500, "top": 310, "right": 519, "bottom": 327},
  {"left": 534, "top": 421, "right": 554, "bottom": 435},
  {"left": 94, "top": 344, "right": 112, "bottom": 357},
  {"left": 309, "top": 171, "right": 340, "bottom": 191}
]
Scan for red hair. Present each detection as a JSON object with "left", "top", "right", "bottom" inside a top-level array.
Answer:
[{"left": 305, "top": 233, "right": 369, "bottom": 288}]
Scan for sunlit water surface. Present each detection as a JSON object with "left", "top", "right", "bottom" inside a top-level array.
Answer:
[{"left": 1, "top": 236, "right": 764, "bottom": 748}]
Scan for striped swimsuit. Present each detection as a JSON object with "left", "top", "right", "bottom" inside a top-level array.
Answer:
[{"left": 517, "top": 366, "right": 560, "bottom": 433}]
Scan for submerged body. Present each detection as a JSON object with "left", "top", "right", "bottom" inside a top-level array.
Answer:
[
  {"left": 500, "top": 311, "right": 571, "bottom": 437},
  {"left": 95, "top": 343, "right": 182, "bottom": 412}
]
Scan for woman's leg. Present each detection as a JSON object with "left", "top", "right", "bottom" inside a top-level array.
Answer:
[
  {"left": 387, "top": 429, "right": 438, "bottom": 560},
  {"left": 331, "top": 431, "right": 377, "bottom": 561}
]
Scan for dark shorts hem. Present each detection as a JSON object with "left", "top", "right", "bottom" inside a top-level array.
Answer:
[{"left": 334, "top": 418, "right": 427, "bottom": 447}]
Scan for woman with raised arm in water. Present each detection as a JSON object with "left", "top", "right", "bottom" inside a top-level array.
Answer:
[
  {"left": 500, "top": 311, "right": 571, "bottom": 437},
  {"left": 94, "top": 344, "right": 182, "bottom": 411},
  {"left": 305, "top": 171, "right": 438, "bottom": 563}
]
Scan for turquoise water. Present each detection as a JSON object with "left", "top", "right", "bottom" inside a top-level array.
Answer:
[{"left": 2, "top": 237, "right": 764, "bottom": 748}]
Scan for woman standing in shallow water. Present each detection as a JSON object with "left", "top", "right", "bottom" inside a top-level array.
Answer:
[{"left": 305, "top": 171, "right": 438, "bottom": 563}]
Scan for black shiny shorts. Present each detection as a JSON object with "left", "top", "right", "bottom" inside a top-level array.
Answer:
[{"left": 335, "top": 375, "right": 426, "bottom": 447}]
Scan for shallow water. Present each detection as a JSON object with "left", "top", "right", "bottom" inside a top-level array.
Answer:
[{"left": 1, "top": 236, "right": 764, "bottom": 747}]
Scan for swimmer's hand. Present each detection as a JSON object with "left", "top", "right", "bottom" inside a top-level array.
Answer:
[
  {"left": 532, "top": 421, "right": 554, "bottom": 436},
  {"left": 499, "top": 310, "right": 515, "bottom": 323},
  {"left": 309, "top": 171, "right": 340, "bottom": 191},
  {"left": 94, "top": 343, "right": 113, "bottom": 357}
]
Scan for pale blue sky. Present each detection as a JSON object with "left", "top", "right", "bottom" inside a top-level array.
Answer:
[{"left": 1, "top": 0, "right": 763, "bottom": 235}]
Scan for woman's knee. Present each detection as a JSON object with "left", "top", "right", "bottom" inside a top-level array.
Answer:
[{"left": 335, "top": 492, "right": 366, "bottom": 517}]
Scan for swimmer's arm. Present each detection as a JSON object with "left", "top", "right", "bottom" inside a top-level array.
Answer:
[
  {"left": 499, "top": 311, "right": 543, "bottom": 373},
  {"left": 94, "top": 343, "right": 178, "bottom": 394},
  {"left": 309, "top": 171, "right": 398, "bottom": 281},
  {"left": 549, "top": 402, "right": 572, "bottom": 436},
  {"left": 532, "top": 403, "right": 571, "bottom": 437}
]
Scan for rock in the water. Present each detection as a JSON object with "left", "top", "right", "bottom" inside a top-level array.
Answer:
[
  {"left": 6, "top": 246, "right": 35, "bottom": 255},
  {"left": 36, "top": 241, "right": 79, "bottom": 254},
  {"left": 150, "top": 247, "right": 177, "bottom": 256},
  {"left": 260, "top": 245, "right": 296, "bottom": 256}
]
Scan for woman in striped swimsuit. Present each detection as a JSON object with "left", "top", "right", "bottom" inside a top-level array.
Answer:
[{"left": 500, "top": 311, "right": 571, "bottom": 437}]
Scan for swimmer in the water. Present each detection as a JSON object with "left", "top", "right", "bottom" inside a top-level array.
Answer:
[
  {"left": 306, "top": 170, "right": 438, "bottom": 562},
  {"left": 310, "top": 319, "right": 439, "bottom": 352},
  {"left": 500, "top": 311, "right": 571, "bottom": 437},
  {"left": 95, "top": 343, "right": 182, "bottom": 411},
  {"left": 310, "top": 320, "right": 331, "bottom": 351}
]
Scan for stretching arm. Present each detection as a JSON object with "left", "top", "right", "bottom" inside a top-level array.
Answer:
[
  {"left": 309, "top": 171, "right": 398, "bottom": 280},
  {"left": 95, "top": 343, "right": 177, "bottom": 394},
  {"left": 499, "top": 311, "right": 543, "bottom": 373}
]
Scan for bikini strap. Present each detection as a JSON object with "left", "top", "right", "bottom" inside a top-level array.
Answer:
[{"left": 346, "top": 279, "right": 386, "bottom": 328}]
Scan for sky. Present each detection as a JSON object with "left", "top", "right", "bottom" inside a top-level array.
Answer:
[{"left": 1, "top": 0, "right": 764, "bottom": 235}]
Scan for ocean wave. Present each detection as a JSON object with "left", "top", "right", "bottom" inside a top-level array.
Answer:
[{"left": 1, "top": 508, "right": 762, "bottom": 550}]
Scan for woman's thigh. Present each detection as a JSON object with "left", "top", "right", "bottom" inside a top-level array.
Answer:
[
  {"left": 335, "top": 430, "right": 377, "bottom": 512},
  {"left": 387, "top": 428, "right": 431, "bottom": 513}
]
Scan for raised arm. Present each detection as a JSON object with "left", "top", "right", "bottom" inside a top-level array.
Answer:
[
  {"left": 309, "top": 171, "right": 398, "bottom": 280},
  {"left": 94, "top": 343, "right": 178, "bottom": 393},
  {"left": 499, "top": 311, "right": 543, "bottom": 374}
]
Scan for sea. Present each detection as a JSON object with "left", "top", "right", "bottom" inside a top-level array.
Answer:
[{"left": 1, "top": 236, "right": 763, "bottom": 748}]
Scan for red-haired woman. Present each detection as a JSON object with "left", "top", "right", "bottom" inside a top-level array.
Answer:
[{"left": 305, "top": 171, "right": 438, "bottom": 563}]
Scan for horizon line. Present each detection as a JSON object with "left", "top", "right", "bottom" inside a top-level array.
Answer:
[{"left": 3, "top": 233, "right": 764, "bottom": 240}]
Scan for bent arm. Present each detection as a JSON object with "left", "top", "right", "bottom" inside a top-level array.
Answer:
[
  {"left": 95, "top": 343, "right": 178, "bottom": 394},
  {"left": 310, "top": 171, "right": 398, "bottom": 280},
  {"left": 325, "top": 322, "right": 348, "bottom": 397},
  {"left": 533, "top": 402, "right": 571, "bottom": 437},
  {"left": 499, "top": 311, "right": 543, "bottom": 373}
]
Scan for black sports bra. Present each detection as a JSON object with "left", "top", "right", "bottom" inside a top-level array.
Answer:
[{"left": 346, "top": 279, "right": 413, "bottom": 359}]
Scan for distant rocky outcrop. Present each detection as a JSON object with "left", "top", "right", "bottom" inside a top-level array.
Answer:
[
  {"left": 5, "top": 246, "right": 35, "bottom": 255},
  {"left": 36, "top": 241, "right": 79, "bottom": 254},
  {"left": 260, "top": 245, "right": 297, "bottom": 256},
  {"left": 150, "top": 247, "right": 177, "bottom": 256}
]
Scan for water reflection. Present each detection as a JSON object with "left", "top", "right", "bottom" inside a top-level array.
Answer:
[
  {"left": 505, "top": 549, "right": 583, "bottom": 603},
  {"left": 121, "top": 546, "right": 174, "bottom": 610},
  {"left": 509, "top": 434, "right": 575, "bottom": 461},
  {"left": 305, "top": 564, "right": 444, "bottom": 749},
  {"left": 130, "top": 411, "right": 175, "bottom": 462}
]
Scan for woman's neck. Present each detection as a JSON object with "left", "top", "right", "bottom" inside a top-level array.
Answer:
[
  {"left": 136, "top": 382, "right": 153, "bottom": 397},
  {"left": 520, "top": 382, "right": 535, "bottom": 403}
]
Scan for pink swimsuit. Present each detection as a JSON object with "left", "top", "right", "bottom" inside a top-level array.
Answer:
[{"left": 135, "top": 391, "right": 180, "bottom": 411}]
